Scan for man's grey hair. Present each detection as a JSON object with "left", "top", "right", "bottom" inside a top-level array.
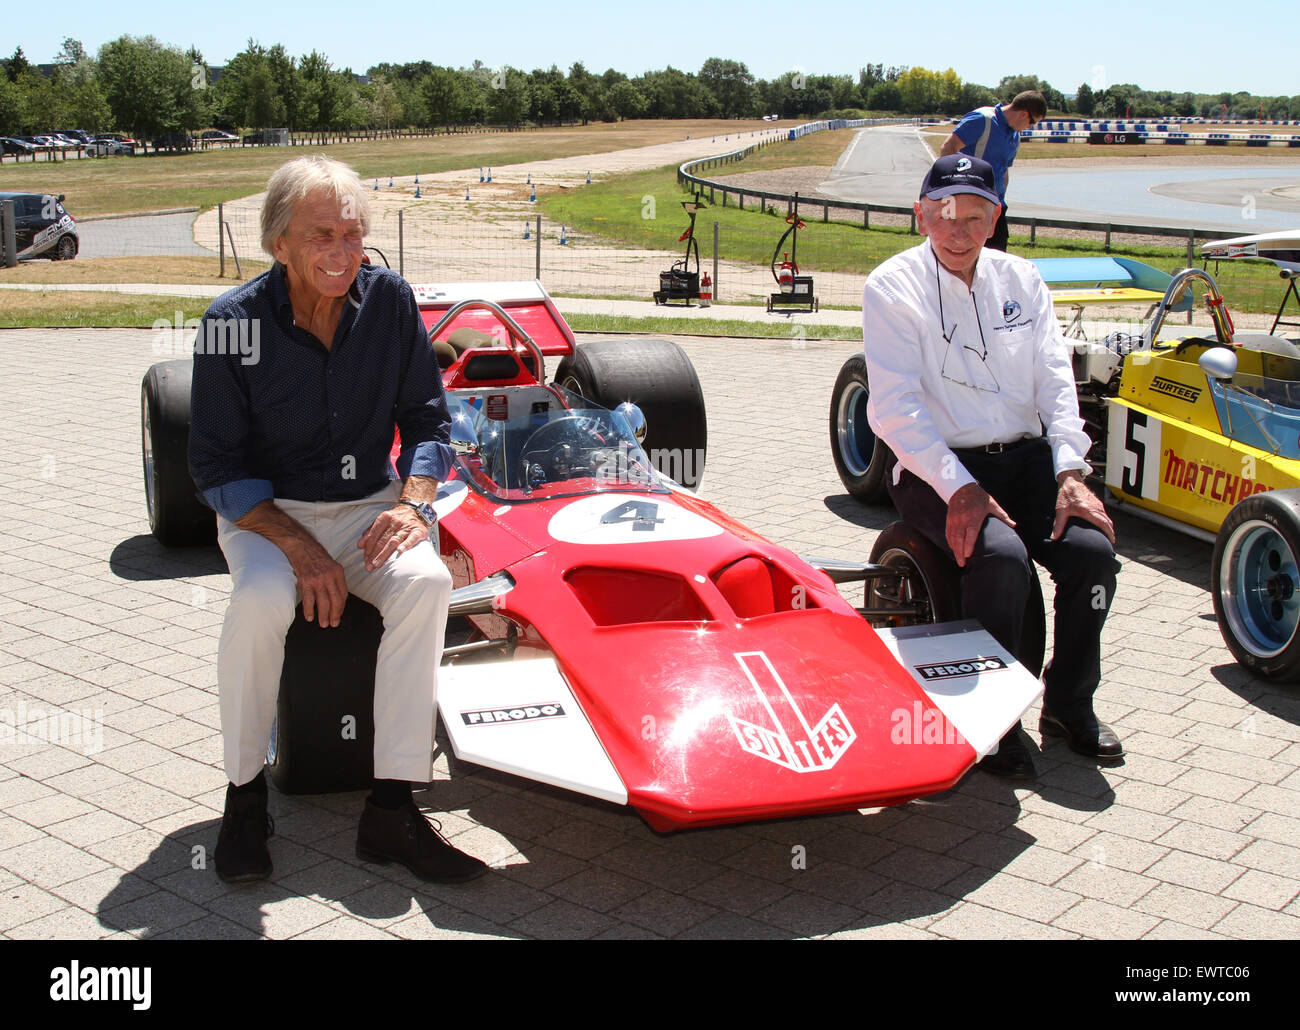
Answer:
[{"left": 260, "top": 155, "right": 370, "bottom": 255}]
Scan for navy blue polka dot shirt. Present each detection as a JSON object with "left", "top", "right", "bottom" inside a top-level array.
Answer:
[{"left": 188, "top": 263, "right": 453, "bottom": 522}]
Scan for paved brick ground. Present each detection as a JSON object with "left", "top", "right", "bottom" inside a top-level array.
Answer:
[{"left": 1, "top": 326, "right": 1298, "bottom": 940}]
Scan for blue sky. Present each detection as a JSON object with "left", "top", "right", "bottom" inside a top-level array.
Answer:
[{"left": 14, "top": 0, "right": 1300, "bottom": 98}]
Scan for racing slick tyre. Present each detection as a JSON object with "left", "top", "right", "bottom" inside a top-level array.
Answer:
[
  {"left": 868, "top": 521, "right": 1046, "bottom": 677},
  {"left": 830, "top": 354, "right": 895, "bottom": 505},
  {"left": 1212, "top": 490, "right": 1300, "bottom": 680},
  {"left": 267, "top": 597, "right": 383, "bottom": 793},
  {"left": 141, "top": 361, "right": 217, "bottom": 546},
  {"left": 55, "top": 234, "right": 77, "bottom": 260},
  {"left": 554, "top": 337, "right": 707, "bottom": 489}
]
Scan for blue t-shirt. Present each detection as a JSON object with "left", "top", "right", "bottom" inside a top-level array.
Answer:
[
  {"left": 952, "top": 105, "right": 1018, "bottom": 201},
  {"left": 188, "top": 262, "right": 454, "bottom": 522}
]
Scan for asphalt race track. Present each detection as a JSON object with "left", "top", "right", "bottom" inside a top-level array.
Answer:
[{"left": 819, "top": 125, "right": 1300, "bottom": 233}]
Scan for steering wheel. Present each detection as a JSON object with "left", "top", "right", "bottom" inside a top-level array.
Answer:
[{"left": 519, "top": 416, "right": 607, "bottom": 485}]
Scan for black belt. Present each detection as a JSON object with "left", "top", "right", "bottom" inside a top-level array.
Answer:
[{"left": 953, "top": 436, "right": 1041, "bottom": 456}]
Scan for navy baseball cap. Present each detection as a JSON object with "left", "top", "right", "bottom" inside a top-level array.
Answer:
[{"left": 920, "top": 154, "right": 1000, "bottom": 206}]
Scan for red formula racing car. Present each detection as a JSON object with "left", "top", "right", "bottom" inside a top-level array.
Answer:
[{"left": 141, "top": 280, "right": 1043, "bottom": 831}]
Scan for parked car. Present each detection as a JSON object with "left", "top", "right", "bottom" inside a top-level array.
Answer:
[
  {"left": 0, "top": 191, "right": 79, "bottom": 260},
  {"left": 151, "top": 132, "right": 194, "bottom": 152},
  {"left": 0, "top": 137, "right": 37, "bottom": 156},
  {"left": 88, "top": 138, "right": 133, "bottom": 157},
  {"left": 198, "top": 129, "right": 238, "bottom": 144}
]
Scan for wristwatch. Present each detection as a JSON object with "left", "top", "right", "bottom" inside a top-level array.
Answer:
[{"left": 397, "top": 499, "right": 437, "bottom": 526}]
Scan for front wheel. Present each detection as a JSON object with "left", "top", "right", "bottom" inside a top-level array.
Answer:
[
  {"left": 830, "top": 353, "right": 894, "bottom": 504},
  {"left": 1212, "top": 490, "right": 1300, "bottom": 680},
  {"left": 868, "top": 521, "right": 1046, "bottom": 677}
]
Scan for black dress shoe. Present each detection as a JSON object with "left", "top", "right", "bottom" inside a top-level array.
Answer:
[
  {"left": 977, "top": 727, "right": 1036, "bottom": 781},
  {"left": 1040, "top": 711, "right": 1124, "bottom": 760},
  {"left": 215, "top": 787, "right": 274, "bottom": 883},
  {"left": 356, "top": 801, "right": 489, "bottom": 884}
]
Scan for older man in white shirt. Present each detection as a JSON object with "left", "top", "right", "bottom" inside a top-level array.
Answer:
[{"left": 863, "top": 154, "right": 1122, "bottom": 779}]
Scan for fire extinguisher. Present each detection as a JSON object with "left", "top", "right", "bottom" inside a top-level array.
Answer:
[{"left": 778, "top": 253, "right": 796, "bottom": 294}]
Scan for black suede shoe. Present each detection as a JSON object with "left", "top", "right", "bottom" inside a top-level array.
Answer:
[
  {"left": 1040, "top": 711, "right": 1124, "bottom": 760},
  {"left": 215, "top": 788, "right": 273, "bottom": 883},
  {"left": 977, "top": 727, "right": 1036, "bottom": 781},
  {"left": 356, "top": 801, "right": 489, "bottom": 884}
]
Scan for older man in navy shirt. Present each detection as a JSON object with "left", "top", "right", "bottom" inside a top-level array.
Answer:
[{"left": 190, "top": 155, "right": 486, "bottom": 884}]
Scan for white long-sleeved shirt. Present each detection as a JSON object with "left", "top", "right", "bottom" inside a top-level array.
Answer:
[{"left": 862, "top": 240, "right": 1091, "bottom": 503}]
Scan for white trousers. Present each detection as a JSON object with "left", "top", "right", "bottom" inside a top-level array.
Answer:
[{"left": 216, "top": 482, "right": 451, "bottom": 786}]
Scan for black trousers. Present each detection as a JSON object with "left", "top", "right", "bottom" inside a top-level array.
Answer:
[
  {"left": 887, "top": 438, "right": 1120, "bottom": 720},
  {"left": 986, "top": 205, "right": 1010, "bottom": 252}
]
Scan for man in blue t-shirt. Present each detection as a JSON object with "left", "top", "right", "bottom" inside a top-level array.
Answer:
[{"left": 939, "top": 90, "right": 1046, "bottom": 252}]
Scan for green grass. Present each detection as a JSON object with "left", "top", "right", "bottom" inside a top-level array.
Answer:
[
  {"left": 0, "top": 291, "right": 210, "bottom": 327},
  {"left": 542, "top": 162, "right": 921, "bottom": 274},
  {"left": 542, "top": 158, "right": 1290, "bottom": 314}
]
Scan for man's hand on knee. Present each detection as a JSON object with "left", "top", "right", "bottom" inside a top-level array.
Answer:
[
  {"left": 946, "top": 483, "right": 1016, "bottom": 567},
  {"left": 1052, "top": 471, "right": 1115, "bottom": 544},
  {"left": 235, "top": 500, "right": 349, "bottom": 627},
  {"left": 287, "top": 539, "right": 348, "bottom": 627},
  {"left": 357, "top": 505, "right": 430, "bottom": 573}
]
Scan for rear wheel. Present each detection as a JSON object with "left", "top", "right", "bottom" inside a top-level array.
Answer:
[
  {"left": 830, "top": 354, "right": 894, "bottom": 504},
  {"left": 141, "top": 361, "right": 216, "bottom": 545},
  {"left": 267, "top": 598, "right": 383, "bottom": 794},
  {"left": 868, "top": 521, "right": 1045, "bottom": 676},
  {"left": 555, "top": 337, "right": 707, "bottom": 489},
  {"left": 869, "top": 522, "right": 959, "bottom": 626},
  {"left": 1212, "top": 490, "right": 1300, "bottom": 680},
  {"left": 55, "top": 234, "right": 77, "bottom": 260}
]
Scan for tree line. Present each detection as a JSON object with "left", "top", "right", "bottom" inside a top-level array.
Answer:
[{"left": 3, "top": 37, "right": 1298, "bottom": 141}]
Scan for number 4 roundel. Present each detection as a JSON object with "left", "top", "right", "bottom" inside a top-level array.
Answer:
[{"left": 547, "top": 495, "right": 724, "bottom": 544}]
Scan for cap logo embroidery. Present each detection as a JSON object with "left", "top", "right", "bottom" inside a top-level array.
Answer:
[{"left": 956, "top": 157, "right": 972, "bottom": 172}]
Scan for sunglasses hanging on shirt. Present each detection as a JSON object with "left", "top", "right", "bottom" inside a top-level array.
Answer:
[{"left": 936, "top": 253, "right": 1000, "bottom": 394}]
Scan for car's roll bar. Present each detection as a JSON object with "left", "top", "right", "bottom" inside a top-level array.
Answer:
[
  {"left": 1144, "top": 267, "right": 1235, "bottom": 349},
  {"left": 429, "top": 298, "right": 570, "bottom": 409}
]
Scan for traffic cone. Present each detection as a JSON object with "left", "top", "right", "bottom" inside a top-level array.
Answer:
[
  {"left": 699, "top": 273, "right": 712, "bottom": 308},
  {"left": 414, "top": 184, "right": 421, "bottom": 198},
  {"left": 373, "top": 178, "right": 378, "bottom": 190},
  {"left": 586, "top": 171, "right": 591, "bottom": 184},
  {"left": 479, "top": 167, "right": 485, "bottom": 183},
  {"left": 487, "top": 167, "right": 492, "bottom": 182},
  {"left": 559, "top": 226, "right": 568, "bottom": 245},
  {"left": 465, "top": 187, "right": 470, "bottom": 200},
  {"left": 523, "top": 222, "right": 530, "bottom": 239},
  {"left": 530, "top": 184, "right": 536, "bottom": 202}
]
